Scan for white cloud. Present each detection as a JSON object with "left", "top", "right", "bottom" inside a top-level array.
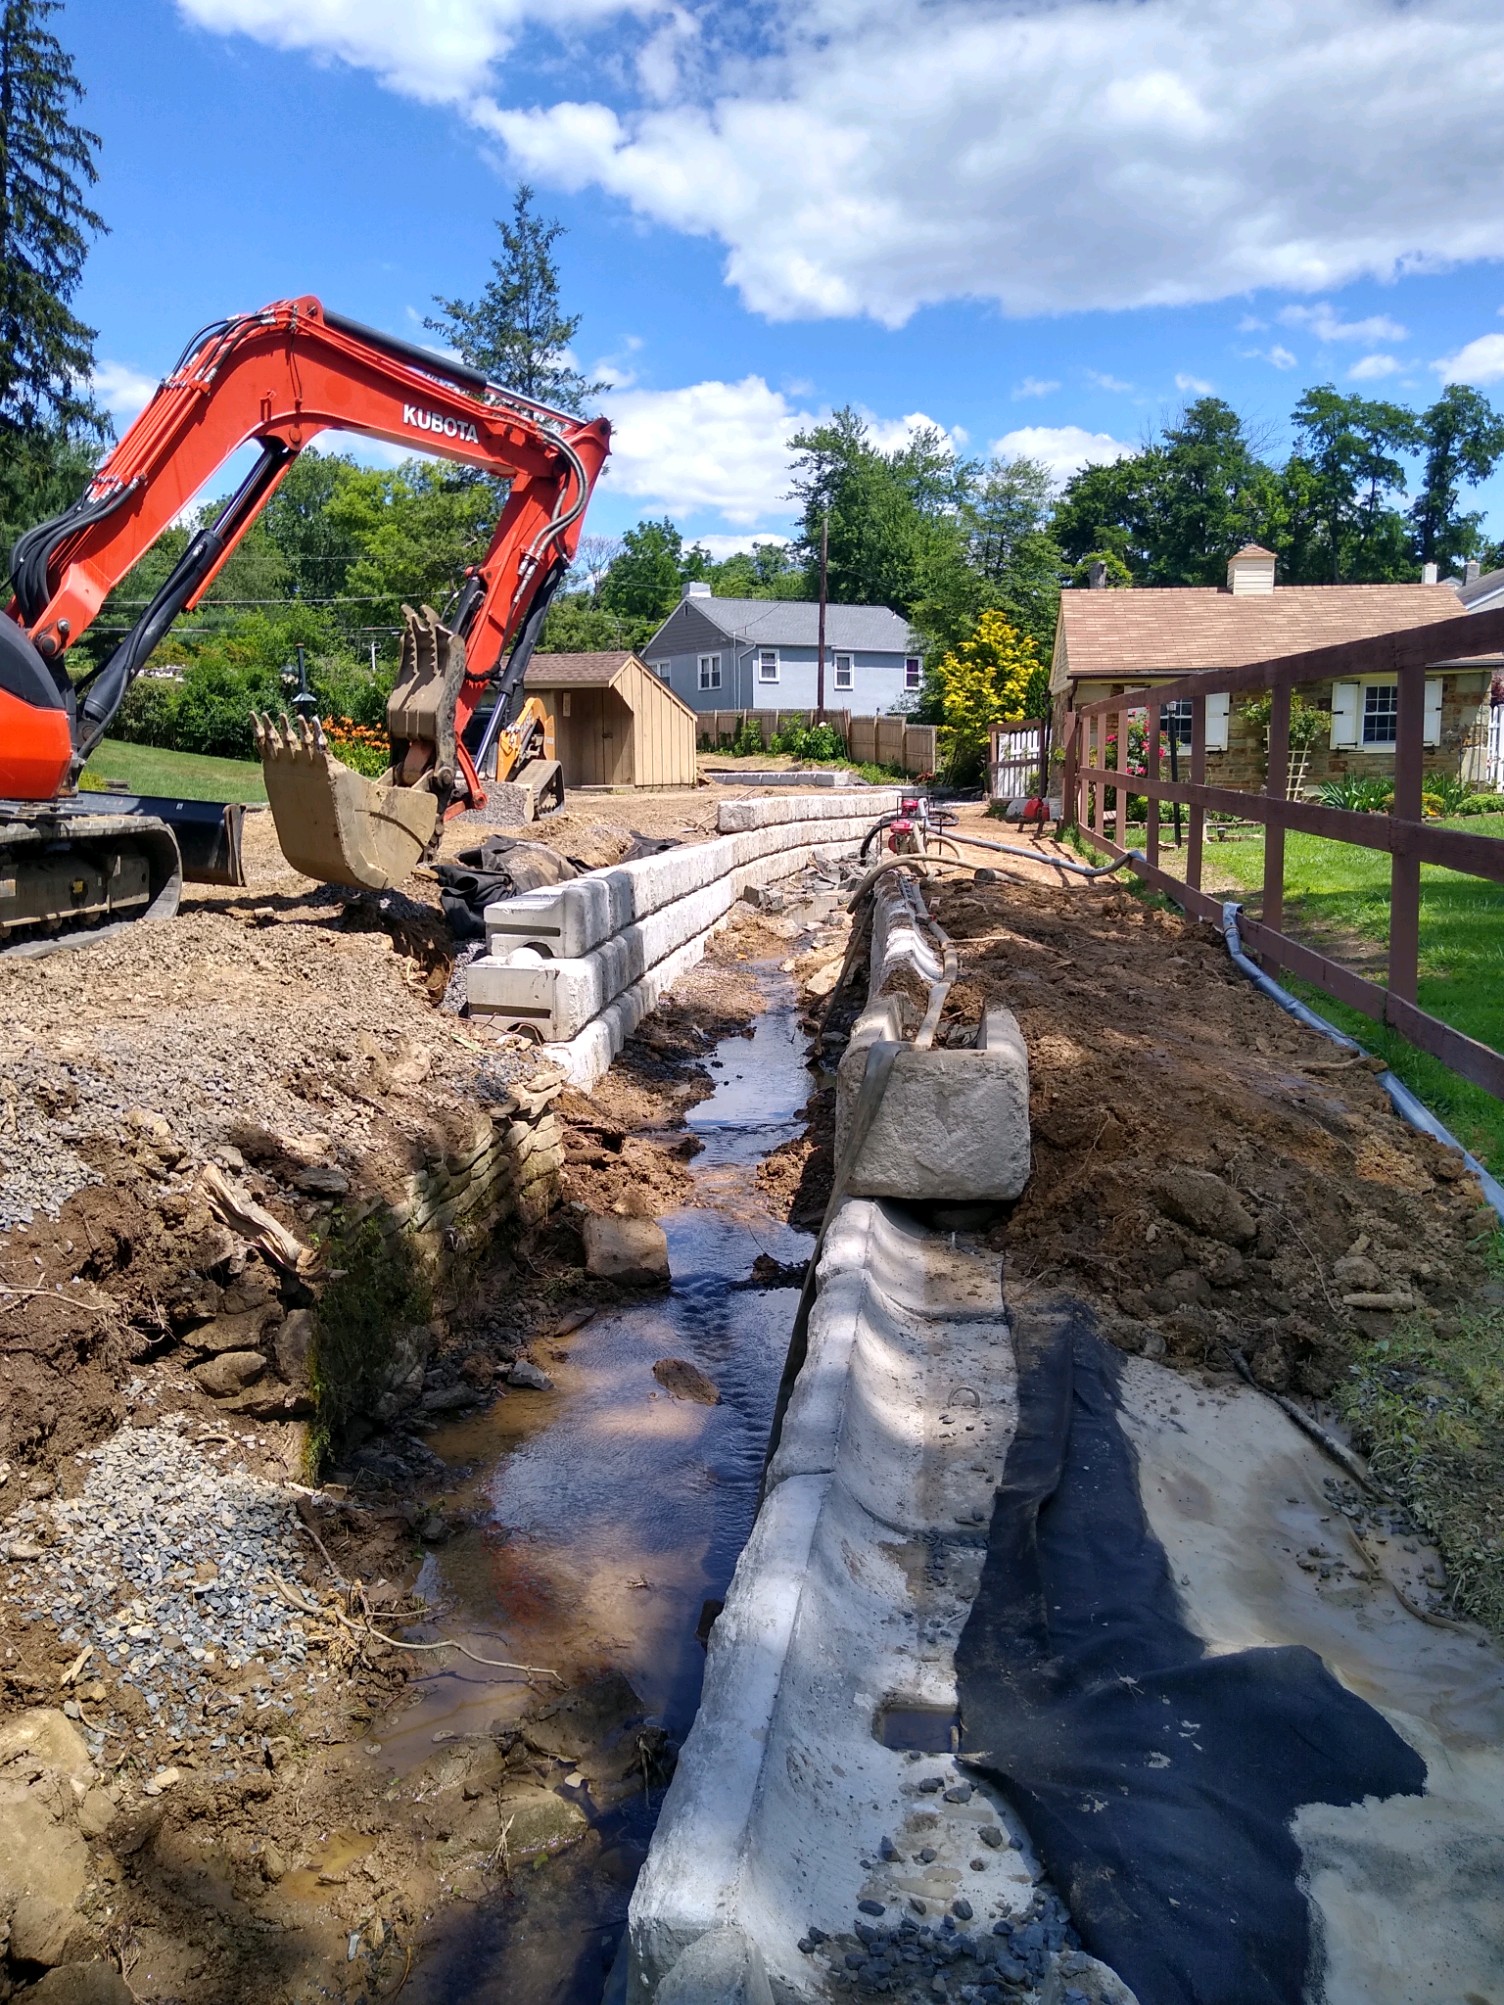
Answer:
[
  {"left": 990, "top": 424, "right": 1134, "bottom": 483},
  {"left": 687, "top": 531, "right": 793, "bottom": 560},
  {"left": 1348, "top": 351, "right": 1402, "bottom": 380},
  {"left": 180, "top": 0, "right": 1504, "bottom": 328},
  {"left": 1240, "top": 342, "right": 1298, "bottom": 369},
  {"left": 1278, "top": 300, "right": 1408, "bottom": 344},
  {"left": 175, "top": 0, "right": 650, "bottom": 106},
  {"left": 1175, "top": 372, "right": 1214, "bottom": 394},
  {"left": 1014, "top": 376, "right": 1061, "bottom": 399},
  {"left": 1435, "top": 331, "right": 1504, "bottom": 385},
  {"left": 92, "top": 361, "right": 158, "bottom": 422},
  {"left": 863, "top": 409, "right": 968, "bottom": 453},
  {"left": 600, "top": 375, "right": 806, "bottom": 526},
  {"left": 1086, "top": 369, "right": 1133, "bottom": 393}
]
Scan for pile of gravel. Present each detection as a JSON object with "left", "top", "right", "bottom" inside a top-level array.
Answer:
[
  {"left": 2, "top": 1418, "right": 320, "bottom": 1764},
  {"left": 802, "top": 1884, "right": 1082, "bottom": 2001}
]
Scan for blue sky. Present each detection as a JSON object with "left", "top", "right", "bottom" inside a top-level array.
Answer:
[{"left": 67, "top": 0, "right": 1504, "bottom": 556}]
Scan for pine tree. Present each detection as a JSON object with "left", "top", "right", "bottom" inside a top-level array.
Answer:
[
  {"left": 0, "top": 0, "right": 105, "bottom": 440},
  {"left": 426, "top": 185, "right": 601, "bottom": 414}
]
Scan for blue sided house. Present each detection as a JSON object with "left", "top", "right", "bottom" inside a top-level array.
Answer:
[{"left": 641, "top": 583, "right": 923, "bottom": 714}]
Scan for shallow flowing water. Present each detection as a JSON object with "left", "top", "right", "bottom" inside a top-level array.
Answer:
[{"left": 386, "top": 969, "right": 815, "bottom": 2002}]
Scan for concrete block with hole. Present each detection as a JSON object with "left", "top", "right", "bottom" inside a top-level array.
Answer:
[{"left": 836, "top": 1007, "right": 1030, "bottom": 1202}]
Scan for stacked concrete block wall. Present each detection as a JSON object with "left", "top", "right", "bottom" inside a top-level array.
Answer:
[
  {"left": 467, "top": 793, "right": 904, "bottom": 1087},
  {"left": 626, "top": 865, "right": 1056, "bottom": 2002}
]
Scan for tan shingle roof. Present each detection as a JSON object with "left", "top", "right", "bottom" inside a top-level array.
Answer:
[
  {"left": 524, "top": 651, "right": 635, "bottom": 687},
  {"left": 1059, "top": 583, "right": 1463, "bottom": 678}
]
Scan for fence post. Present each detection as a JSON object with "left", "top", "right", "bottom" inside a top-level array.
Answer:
[
  {"left": 1188, "top": 694, "right": 1206, "bottom": 891},
  {"left": 1145, "top": 702, "right": 1160, "bottom": 867},
  {"left": 1062, "top": 712, "right": 1079, "bottom": 826},
  {"left": 1263, "top": 682, "right": 1289, "bottom": 935},
  {"left": 1389, "top": 660, "right": 1424, "bottom": 1007}
]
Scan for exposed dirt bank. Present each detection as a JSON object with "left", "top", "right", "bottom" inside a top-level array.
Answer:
[{"left": 0, "top": 787, "right": 822, "bottom": 2004}]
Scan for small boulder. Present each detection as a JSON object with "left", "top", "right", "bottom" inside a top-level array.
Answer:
[
  {"left": 294, "top": 1163, "right": 350, "bottom": 1198},
  {"left": 273, "top": 1308, "right": 316, "bottom": 1386},
  {"left": 187, "top": 1305, "right": 276, "bottom": 1357},
  {"left": 190, "top": 1350, "right": 266, "bottom": 1398},
  {"left": 652, "top": 1358, "right": 719, "bottom": 1405},
  {"left": 582, "top": 1214, "right": 669, "bottom": 1286},
  {"left": 1154, "top": 1168, "right": 1256, "bottom": 1247},
  {"left": 507, "top": 1360, "right": 554, "bottom": 1392},
  {"left": 494, "top": 1783, "right": 588, "bottom": 1860}
]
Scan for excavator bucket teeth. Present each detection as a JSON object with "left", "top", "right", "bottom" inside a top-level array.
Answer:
[{"left": 253, "top": 713, "right": 438, "bottom": 892}]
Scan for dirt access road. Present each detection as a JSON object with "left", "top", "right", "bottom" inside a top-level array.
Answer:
[{"left": 0, "top": 783, "right": 1499, "bottom": 2005}]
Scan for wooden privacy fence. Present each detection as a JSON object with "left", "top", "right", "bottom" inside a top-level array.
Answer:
[
  {"left": 696, "top": 708, "right": 937, "bottom": 777},
  {"left": 1062, "top": 605, "right": 1504, "bottom": 1100}
]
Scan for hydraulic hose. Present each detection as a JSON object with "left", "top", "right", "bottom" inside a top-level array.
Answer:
[{"left": 1220, "top": 902, "right": 1504, "bottom": 1226}]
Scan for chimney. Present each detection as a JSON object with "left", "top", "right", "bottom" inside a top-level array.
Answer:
[
  {"left": 1465, "top": 559, "right": 1481, "bottom": 585},
  {"left": 1225, "top": 544, "right": 1276, "bottom": 596},
  {"left": 1421, "top": 561, "right": 1439, "bottom": 585},
  {"left": 683, "top": 579, "right": 712, "bottom": 598},
  {"left": 1087, "top": 560, "right": 1107, "bottom": 589}
]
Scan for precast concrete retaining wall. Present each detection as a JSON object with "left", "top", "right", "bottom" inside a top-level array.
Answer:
[
  {"left": 624, "top": 866, "right": 1098, "bottom": 2004},
  {"left": 467, "top": 792, "right": 903, "bottom": 1087}
]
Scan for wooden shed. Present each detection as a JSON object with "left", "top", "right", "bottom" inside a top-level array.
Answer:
[{"left": 523, "top": 651, "right": 698, "bottom": 789}]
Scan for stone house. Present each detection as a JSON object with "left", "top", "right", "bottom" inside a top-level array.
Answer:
[{"left": 1050, "top": 545, "right": 1500, "bottom": 793}]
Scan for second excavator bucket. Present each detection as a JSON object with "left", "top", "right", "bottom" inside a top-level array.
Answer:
[{"left": 254, "top": 713, "right": 439, "bottom": 892}]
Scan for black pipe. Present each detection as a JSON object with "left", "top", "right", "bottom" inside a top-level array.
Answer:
[{"left": 320, "top": 309, "right": 490, "bottom": 394}]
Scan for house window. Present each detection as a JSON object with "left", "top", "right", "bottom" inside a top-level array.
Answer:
[
  {"left": 698, "top": 654, "right": 722, "bottom": 691},
  {"left": 1362, "top": 682, "right": 1398, "bottom": 745},
  {"left": 1160, "top": 698, "right": 1193, "bottom": 752},
  {"left": 757, "top": 648, "right": 779, "bottom": 684},
  {"left": 833, "top": 652, "right": 853, "bottom": 690},
  {"left": 650, "top": 661, "right": 672, "bottom": 684},
  {"left": 905, "top": 655, "right": 922, "bottom": 690}
]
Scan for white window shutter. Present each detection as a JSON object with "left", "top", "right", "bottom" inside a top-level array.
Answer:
[
  {"left": 1423, "top": 678, "right": 1443, "bottom": 747},
  {"left": 1331, "top": 681, "right": 1360, "bottom": 748},
  {"left": 1205, "top": 691, "right": 1230, "bottom": 752}
]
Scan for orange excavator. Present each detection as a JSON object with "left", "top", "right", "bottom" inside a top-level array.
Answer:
[{"left": 0, "top": 296, "right": 610, "bottom": 946}]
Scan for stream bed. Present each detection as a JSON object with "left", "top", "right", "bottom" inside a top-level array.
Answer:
[{"left": 387, "top": 968, "right": 816, "bottom": 2003}]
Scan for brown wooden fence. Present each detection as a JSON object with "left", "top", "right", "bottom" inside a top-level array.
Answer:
[
  {"left": 696, "top": 708, "right": 937, "bottom": 777},
  {"left": 1062, "top": 606, "right": 1504, "bottom": 1099}
]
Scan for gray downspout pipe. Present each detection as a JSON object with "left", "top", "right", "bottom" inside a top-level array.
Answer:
[{"left": 1220, "top": 902, "right": 1504, "bottom": 1226}]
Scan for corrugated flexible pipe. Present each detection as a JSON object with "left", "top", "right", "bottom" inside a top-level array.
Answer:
[{"left": 1220, "top": 901, "right": 1504, "bottom": 1227}]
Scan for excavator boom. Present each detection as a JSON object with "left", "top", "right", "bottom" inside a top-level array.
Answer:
[{"left": 0, "top": 297, "right": 608, "bottom": 931}]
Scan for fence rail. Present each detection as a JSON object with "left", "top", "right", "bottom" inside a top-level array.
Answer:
[
  {"left": 1062, "top": 604, "right": 1504, "bottom": 1100},
  {"left": 696, "top": 708, "right": 936, "bottom": 777}
]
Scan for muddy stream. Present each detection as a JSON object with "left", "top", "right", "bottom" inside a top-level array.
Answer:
[{"left": 380, "top": 968, "right": 815, "bottom": 2003}]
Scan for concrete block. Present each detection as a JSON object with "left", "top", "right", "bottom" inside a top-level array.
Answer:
[
  {"left": 838, "top": 1006, "right": 1030, "bottom": 1202},
  {"left": 717, "top": 790, "right": 902, "bottom": 833},
  {"left": 656, "top": 1929, "right": 774, "bottom": 2005},
  {"left": 629, "top": 1199, "right": 1030, "bottom": 2005}
]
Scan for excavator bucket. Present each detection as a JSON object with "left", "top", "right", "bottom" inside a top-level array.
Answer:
[
  {"left": 253, "top": 607, "right": 468, "bottom": 892},
  {"left": 253, "top": 713, "right": 438, "bottom": 891}
]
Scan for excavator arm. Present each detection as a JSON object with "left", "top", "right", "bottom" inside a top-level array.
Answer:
[{"left": 1, "top": 297, "right": 609, "bottom": 892}]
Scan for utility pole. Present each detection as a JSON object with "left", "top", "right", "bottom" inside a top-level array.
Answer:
[{"left": 816, "top": 507, "right": 829, "bottom": 724}]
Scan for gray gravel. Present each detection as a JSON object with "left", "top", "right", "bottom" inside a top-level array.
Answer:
[{"left": 2, "top": 1417, "right": 318, "bottom": 1764}]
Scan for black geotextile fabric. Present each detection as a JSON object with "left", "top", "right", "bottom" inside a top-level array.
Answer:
[
  {"left": 433, "top": 837, "right": 581, "bottom": 940},
  {"left": 955, "top": 1302, "right": 1427, "bottom": 2005}
]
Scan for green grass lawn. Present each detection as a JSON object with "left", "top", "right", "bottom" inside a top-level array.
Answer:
[
  {"left": 80, "top": 738, "right": 268, "bottom": 804},
  {"left": 1139, "top": 815, "right": 1504, "bottom": 1168}
]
